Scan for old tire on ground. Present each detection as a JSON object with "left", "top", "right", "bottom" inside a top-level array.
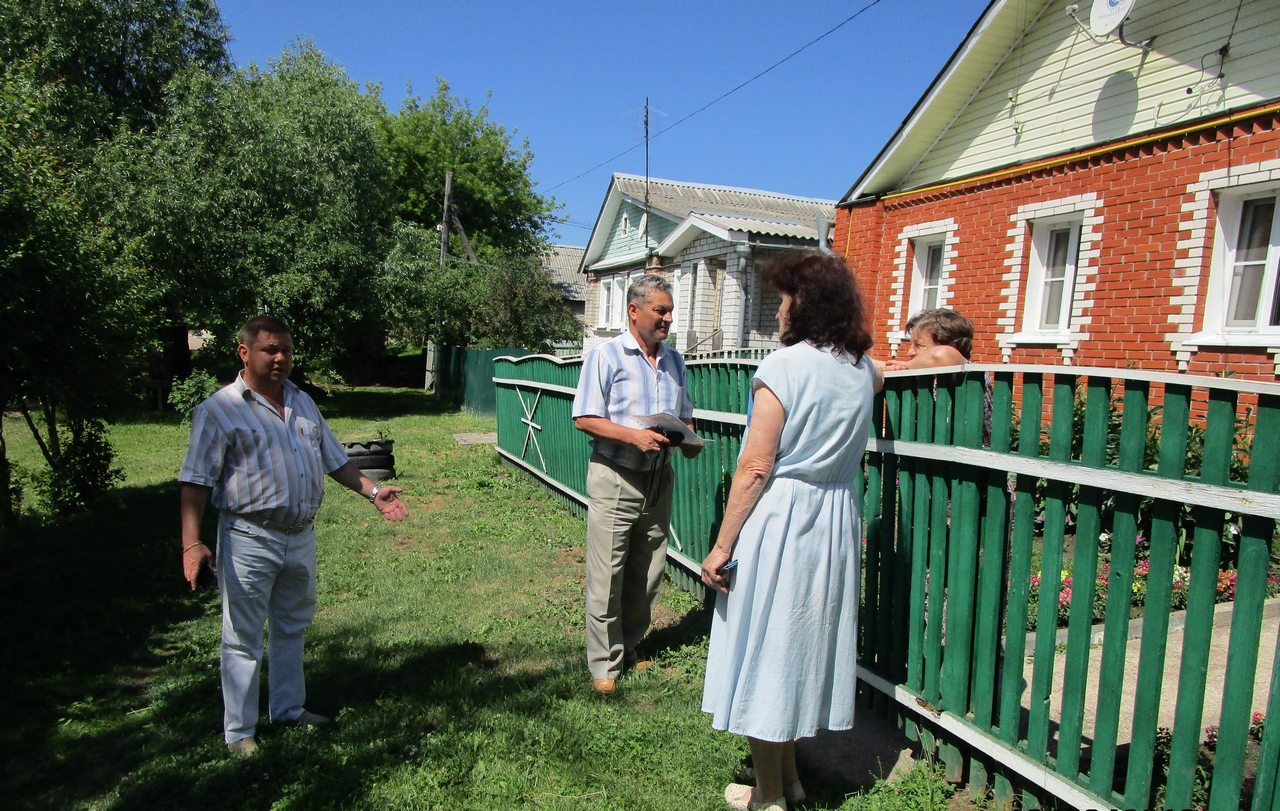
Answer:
[
  {"left": 363, "top": 467, "right": 396, "bottom": 481},
  {"left": 349, "top": 453, "right": 395, "bottom": 469},
  {"left": 342, "top": 440, "right": 394, "bottom": 457}
]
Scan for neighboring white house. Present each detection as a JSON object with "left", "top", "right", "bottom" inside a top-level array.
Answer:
[{"left": 579, "top": 173, "right": 836, "bottom": 354}]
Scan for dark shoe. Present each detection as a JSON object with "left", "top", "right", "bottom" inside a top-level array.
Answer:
[
  {"left": 227, "top": 737, "right": 259, "bottom": 757},
  {"left": 592, "top": 678, "right": 617, "bottom": 694}
]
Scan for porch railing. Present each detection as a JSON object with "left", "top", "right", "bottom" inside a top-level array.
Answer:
[{"left": 493, "top": 355, "right": 1280, "bottom": 811}]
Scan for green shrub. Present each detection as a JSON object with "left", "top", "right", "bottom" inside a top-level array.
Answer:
[
  {"left": 38, "top": 418, "right": 123, "bottom": 511},
  {"left": 167, "top": 371, "right": 219, "bottom": 422}
]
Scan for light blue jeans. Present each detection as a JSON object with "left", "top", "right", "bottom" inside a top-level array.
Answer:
[{"left": 217, "top": 514, "right": 316, "bottom": 742}]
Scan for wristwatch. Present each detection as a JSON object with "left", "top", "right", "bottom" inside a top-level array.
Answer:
[{"left": 368, "top": 484, "right": 381, "bottom": 503}]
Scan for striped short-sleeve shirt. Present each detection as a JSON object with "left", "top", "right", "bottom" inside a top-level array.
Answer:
[
  {"left": 572, "top": 330, "right": 694, "bottom": 471},
  {"left": 179, "top": 374, "right": 349, "bottom": 525}
]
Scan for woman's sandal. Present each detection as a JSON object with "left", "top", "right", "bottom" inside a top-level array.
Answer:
[
  {"left": 727, "top": 774, "right": 807, "bottom": 806},
  {"left": 724, "top": 782, "right": 789, "bottom": 810}
]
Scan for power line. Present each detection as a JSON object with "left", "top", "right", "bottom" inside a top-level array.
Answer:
[{"left": 544, "top": 0, "right": 886, "bottom": 194}]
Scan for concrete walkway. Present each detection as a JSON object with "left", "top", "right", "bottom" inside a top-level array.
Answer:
[
  {"left": 796, "top": 597, "right": 1279, "bottom": 804},
  {"left": 1026, "top": 595, "right": 1280, "bottom": 749}
]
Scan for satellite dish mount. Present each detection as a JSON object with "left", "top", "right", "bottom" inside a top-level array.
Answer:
[{"left": 1065, "top": 0, "right": 1154, "bottom": 52}]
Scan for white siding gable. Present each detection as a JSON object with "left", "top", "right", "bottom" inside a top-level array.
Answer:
[{"left": 899, "top": 0, "right": 1280, "bottom": 192}]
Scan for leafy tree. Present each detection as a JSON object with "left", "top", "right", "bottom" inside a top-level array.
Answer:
[
  {"left": 0, "top": 0, "right": 230, "bottom": 144},
  {"left": 378, "top": 83, "right": 576, "bottom": 352},
  {"left": 382, "top": 222, "right": 578, "bottom": 353},
  {"left": 0, "top": 0, "right": 229, "bottom": 525},
  {"left": 95, "top": 43, "right": 396, "bottom": 378},
  {"left": 0, "top": 60, "right": 145, "bottom": 524},
  {"left": 381, "top": 82, "right": 561, "bottom": 258}
]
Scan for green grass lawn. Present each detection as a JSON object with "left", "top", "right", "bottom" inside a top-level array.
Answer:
[{"left": 0, "top": 388, "right": 961, "bottom": 811}]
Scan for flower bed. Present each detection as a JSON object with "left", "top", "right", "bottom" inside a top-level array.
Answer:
[{"left": 1023, "top": 530, "right": 1280, "bottom": 632}]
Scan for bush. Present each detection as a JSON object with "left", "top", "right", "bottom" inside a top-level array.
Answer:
[
  {"left": 167, "top": 370, "right": 219, "bottom": 422},
  {"left": 38, "top": 419, "right": 123, "bottom": 511}
]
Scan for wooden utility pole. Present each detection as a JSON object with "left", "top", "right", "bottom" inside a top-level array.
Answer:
[
  {"left": 427, "top": 169, "right": 454, "bottom": 393},
  {"left": 439, "top": 169, "right": 453, "bottom": 263}
]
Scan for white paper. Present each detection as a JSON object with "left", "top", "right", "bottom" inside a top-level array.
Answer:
[{"left": 634, "top": 412, "right": 709, "bottom": 448}]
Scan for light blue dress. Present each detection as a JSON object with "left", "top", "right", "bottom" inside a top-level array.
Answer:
[{"left": 702, "top": 341, "right": 875, "bottom": 742}]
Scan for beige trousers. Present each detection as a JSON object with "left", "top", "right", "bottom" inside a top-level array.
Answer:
[{"left": 584, "top": 455, "right": 674, "bottom": 680}]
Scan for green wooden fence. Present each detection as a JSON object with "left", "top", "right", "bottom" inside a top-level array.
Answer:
[
  {"left": 493, "top": 354, "right": 1280, "bottom": 811},
  {"left": 436, "top": 345, "right": 528, "bottom": 415}
]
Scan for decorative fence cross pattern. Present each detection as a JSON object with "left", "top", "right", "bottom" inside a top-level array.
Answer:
[
  {"left": 515, "top": 385, "right": 548, "bottom": 472},
  {"left": 493, "top": 353, "right": 1280, "bottom": 811}
]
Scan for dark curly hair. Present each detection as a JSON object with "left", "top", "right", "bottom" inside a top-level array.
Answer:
[{"left": 763, "top": 250, "right": 873, "bottom": 360}]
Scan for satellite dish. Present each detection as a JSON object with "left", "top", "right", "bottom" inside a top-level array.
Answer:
[{"left": 1090, "top": 0, "right": 1138, "bottom": 37}]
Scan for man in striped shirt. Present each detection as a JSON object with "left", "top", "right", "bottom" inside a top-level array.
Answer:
[
  {"left": 572, "top": 273, "right": 702, "bottom": 694},
  {"left": 179, "top": 315, "right": 408, "bottom": 756}
]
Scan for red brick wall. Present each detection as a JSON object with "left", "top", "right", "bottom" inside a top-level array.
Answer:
[{"left": 835, "top": 106, "right": 1280, "bottom": 380}]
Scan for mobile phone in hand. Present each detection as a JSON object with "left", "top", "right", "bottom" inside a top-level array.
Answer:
[{"left": 196, "top": 560, "right": 218, "bottom": 591}]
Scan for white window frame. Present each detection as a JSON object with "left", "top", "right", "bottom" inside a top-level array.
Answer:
[
  {"left": 908, "top": 239, "right": 946, "bottom": 317},
  {"left": 1021, "top": 217, "right": 1082, "bottom": 337},
  {"left": 1203, "top": 187, "right": 1280, "bottom": 338},
  {"left": 595, "top": 272, "right": 631, "bottom": 330},
  {"left": 1171, "top": 161, "right": 1280, "bottom": 371},
  {"left": 997, "top": 193, "right": 1100, "bottom": 362},
  {"left": 890, "top": 219, "right": 956, "bottom": 354},
  {"left": 609, "top": 274, "right": 627, "bottom": 329},
  {"left": 596, "top": 278, "right": 609, "bottom": 329}
]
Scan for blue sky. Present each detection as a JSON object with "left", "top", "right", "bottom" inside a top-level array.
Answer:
[{"left": 216, "top": 0, "right": 990, "bottom": 247}]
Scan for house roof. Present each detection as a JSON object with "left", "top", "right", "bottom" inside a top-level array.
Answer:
[
  {"left": 657, "top": 211, "right": 830, "bottom": 257},
  {"left": 542, "top": 244, "right": 586, "bottom": 301},
  {"left": 583, "top": 173, "right": 837, "bottom": 271},
  {"left": 840, "top": 0, "right": 1020, "bottom": 204}
]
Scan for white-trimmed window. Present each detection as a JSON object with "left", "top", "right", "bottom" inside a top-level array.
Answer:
[
  {"left": 1174, "top": 164, "right": 1280, "bottom": 363},
  {"left": 595, "top": 273, "right": 630, "bottom": 330},
  {"left": 908, "top": 239, "right": 945, "bottom": 315},
  {"left": 1221, "top": 192, "right": 1280, "bottom": 332},
  {"left": 1022, "top": 218, "right": 1081, "bottom": 335},
  {"left": 891, "top": 219, "right": 956, "bottom": 345}
]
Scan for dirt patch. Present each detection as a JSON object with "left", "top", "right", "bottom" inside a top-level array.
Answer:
[
  {"left": 650, "top": 602, "right": 682, "bottom": 632},
  {"left": 392, "top": 535, "right": 423, "bottom": 552}
]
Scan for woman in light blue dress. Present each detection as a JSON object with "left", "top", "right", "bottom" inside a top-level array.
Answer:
[{"left": 701, "top": 251, "right": 882, "bottom": 811}]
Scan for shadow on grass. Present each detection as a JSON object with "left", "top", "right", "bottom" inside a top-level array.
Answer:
[
  {"left": 0, "top": 473, "right": 582, "bottom": 810},
  {"left": 0, "top": 480, "right": 212, "bottom": 808},
  {"left": 98, "top": 634, "right": 575, "bottom": 811},
  {"left": 641, "top": 599, "right": 713, "bottom": 661}
]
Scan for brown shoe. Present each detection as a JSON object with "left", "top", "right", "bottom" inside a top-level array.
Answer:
[
  {"left": 592, "top": 677, "right": 616, "bottom": 694},
  {"left": 624, "top": 652, "right": 655, "bottom": 672}
]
